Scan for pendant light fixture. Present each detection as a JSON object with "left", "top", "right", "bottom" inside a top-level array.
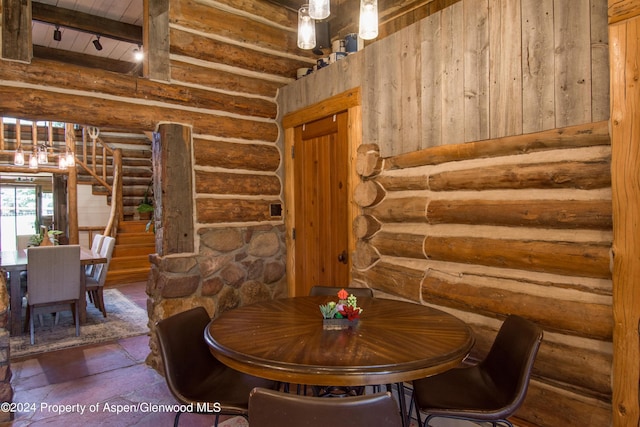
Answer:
[
  {"left": 309, "top": 0, "right": 330, "bottom": 20},
  {"left": 13, "top": 120, "right": 24, "bottom": 165},
  {"left": 358, "top": 0, "right": 379, "bottom": 40},
  {"left": 297, "top": 4, "right": 316, "bottom": 50}
]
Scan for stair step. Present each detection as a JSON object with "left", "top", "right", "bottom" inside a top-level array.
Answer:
[
  {"left": 118, "top": 220, "right": 152, "bottom": 233},
  {"left": 105, "top": 267, "right": 150, "bottom": 286},
  {"left": 109, "top": 254, "right": 151, "bottom": 270},
  {"left": 115, "top": 232, "right": 154, "bottom": 245},
  {"left": 113, "top": 243, "right": 156, "bottom": 257}
]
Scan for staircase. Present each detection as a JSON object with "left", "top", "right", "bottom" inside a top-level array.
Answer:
[
  {"left": 75, "top": 128, "right": 156, "bottom": 285},
  {"left": 105, "top": 220, "right": 155, "bottom": 285}
]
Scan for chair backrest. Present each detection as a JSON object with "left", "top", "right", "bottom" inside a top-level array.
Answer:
[
  {"left": 27, "top": 245, "right": 81, "bottom": 305},
  {"left": 309, "top": 286, "right": 373, "bottom": 298},
  {"left": 91, "top": 234, "right": 104, "bottom": 253},
  {"left": 248, "top": 388, "right": 402, "bottom": 427},
  {"left": 480, "top": 315, "right": 543, "bottom": 418},
  {"left": 156, "top": 306, "right": 223, "bottom": 403},
  {"left": 16, "top": 235, "right": 31, "bottom": 251},
  {"left": 91, "top": 236, "right": 115, "bottom": 285}
]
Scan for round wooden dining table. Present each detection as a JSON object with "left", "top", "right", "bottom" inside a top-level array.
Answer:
[{"left": 204, "top": 295, "right": 474, "bottom": 387}]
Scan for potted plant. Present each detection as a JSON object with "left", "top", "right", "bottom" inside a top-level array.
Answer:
[
  {"left": 29, "top": 226, "right": 63, "bottom": 247},
  {"left": 136, "top": 182, "right": 154, "bottom": 232}
]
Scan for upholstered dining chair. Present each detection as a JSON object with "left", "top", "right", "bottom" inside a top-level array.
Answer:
[
  {"left": 248, "top": 388, "right": 403, "bottom": 427},
  {"left": 156, "top": 306, "right": 278, "bottom": 427},
  {"left": 26, "top": 245, "right": 82, "bottom": 345},
  {"left": 85, "top": 233, "right": 104, "bottom": 276},
  {"left": 85, "top": 235, "right": 114, "bottom": 317},
  {"left": 411, "top": 314, "right": 543, "bottom": 427}
]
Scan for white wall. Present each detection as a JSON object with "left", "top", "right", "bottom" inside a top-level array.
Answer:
[{"left": 77, "top": 184, "right": 110, "bottom": 247}]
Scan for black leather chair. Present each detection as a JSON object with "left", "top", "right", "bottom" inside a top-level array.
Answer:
[
  {"left": 309, "top": 285, "right": 373, "bottom": 298},
  {"left": 411, "top": 314, "right": 543, "bottom": 427},
  {"left": 156, "top": 306, "right": 277, "bottom": 427},
  {"left": 248, "top": 387, "right": 403, "bottom": 427}
]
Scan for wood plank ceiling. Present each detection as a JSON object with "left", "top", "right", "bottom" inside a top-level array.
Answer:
[
  {"left": 31, "top": 0, "right": 143, "bottom": 74},
  {"left": 30, "top": 0, "right": 449, "bottom": 76}
]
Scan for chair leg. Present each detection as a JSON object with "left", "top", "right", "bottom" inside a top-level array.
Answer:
[
  {"left": 29, "top": 307, "right": 35, "bottom": 345},
  {"left": 97, "top": 287, "right": 107, "bottom": 317},
  {"left": 73, "top": 302, "right": 80, "bottom": 337}
]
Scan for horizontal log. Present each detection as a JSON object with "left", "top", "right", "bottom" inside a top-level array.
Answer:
[
  {"left": 429, "top": 160, "right": 611, "bottom": 192},
  {"left": 0, "top": 58, "right": 276, "bottom": 119},
  {"left": 196, "top": 198, "right": 277, "bottom": 223},
  {"left": 170, "top": 28, "right": 311, "bottom": 79},
  {"left": 384, "top": 121, "right": 610, "bottom": 170},
  {"left": 468, "top": 323, "right": 611, "bottom": 397},
  {"left": 423, "top": 236, "right": 612, "bottom": 279},
  {"left": 357, "top": 261, "right": 424, "bottom": 301},
  {"left": 420, "top": 272, "right": 613, "bottom": 340},
  {"left": 365, "top": 197, "right": 429, "bottom": 222},
  {"left": 172, "top": 0, "right": 302, "bottom": 55},
  {"left": 356, "top": 143, "right": 383, "bottom": 177},
  {"left": 171, "top": 60, "right": 285, "bottom": 98},
  {"left": 193, "top": 139, "right": 280, "bottom": 172},
  {"left": 370, "top": 232, "right": 425, "bottom": 259},
  {"left": 353, "top": 180, "right": 386, "bottom": 207},
  {"left": 352, "top": 240, "right": 381, "bottom": 269},
  {"left": 518, "top": 381, "right": 611, "bottom": 426},
  {"left": 426, "top": 199, "right": 612, "bottom": 230},
  {"left": 0, "top": 86, "right": 278, "bottom": 141},
  {"left": 353, "top": 215, "right": 382, "bottom": 240},
  {"left": 195, "top": 170, "right": 280, "bottom": 196}
]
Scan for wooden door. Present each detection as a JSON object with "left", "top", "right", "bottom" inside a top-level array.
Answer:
[{"left": 293, "top": 112, "right": 350, "bottom": 296}]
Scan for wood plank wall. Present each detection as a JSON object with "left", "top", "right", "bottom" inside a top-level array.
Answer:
[
  {"left": 278, "top": 0, "right": 613, "bottom": 425},
  {"left": 279, "top": 0, "right": 609, "bottom": 157}
]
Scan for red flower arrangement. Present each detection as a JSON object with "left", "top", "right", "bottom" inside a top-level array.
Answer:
[{"left": 319, "top": 288, "right": 363, "bottom": 320}]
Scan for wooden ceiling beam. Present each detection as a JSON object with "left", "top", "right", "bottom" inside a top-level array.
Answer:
[
  {"left": 32, "top": 45, "right": 141, "bottom": 75},
  {"left": 32, "top": 1, "right": 142, "bottom": 44}
]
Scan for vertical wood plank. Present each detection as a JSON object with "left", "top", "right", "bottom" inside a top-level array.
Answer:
[
  {"left": 609, "top": 13, "right": 640, "bottom": 427},
  {"left": 463, "top": 0, "right": 490, "bottom": 142},
  {"left": 488, "top": 0, "right": 523, "bottom": 138},
  {"left": 156, "top": 124, "right": 194, "bottom": 255},
  {"left": 421, "top": 11, "right": 443, "bottom": 147},
  {"left": 592, "top": 0, "right": 611, "bottom": 122},
  {"left": 399, "top": 24, "right": 423, "bottom": 153},
  {"left": 147, "top": 0, "right": 170, "bottom": 81},
  {"left": 1, "top": 0, "right": 31, "bottom": 62},
  {"left": 554, "top": 0, "right": 592, "bottom": 127},
  {"left": 521, "top": 0, "right": 555, "bottom": 133},
  {"left": 441, "top": 2, "right": 465, "bottom": 145}
]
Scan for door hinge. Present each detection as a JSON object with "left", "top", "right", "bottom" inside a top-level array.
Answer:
[
  {"left": 292, "top": 228, "right": 296, "bottom": 240},
  {"left": 291, "top": 146, "right": 295, "bottom": 159}
]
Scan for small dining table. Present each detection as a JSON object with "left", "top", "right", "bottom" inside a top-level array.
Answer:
[
  {"left": 0, "top": 247, "right": 107, "bottom": 336},
  {"left": 205, "top": 295, "right": 474, "bottom": 426}
]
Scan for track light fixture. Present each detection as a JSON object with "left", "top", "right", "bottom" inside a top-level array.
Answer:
[
  {"left": 133, "top": 45, "right": 144, "bottom": 62},
  {"left": 53, "top": 26, "right": 62, "bottom": 42},
  {"left": 93, "top": 36, "right": 103, "bottom": 51}
]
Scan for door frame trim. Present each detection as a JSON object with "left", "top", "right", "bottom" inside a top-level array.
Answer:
[{"left": 282, "top": 87, "right": 362, "bottom": 296}]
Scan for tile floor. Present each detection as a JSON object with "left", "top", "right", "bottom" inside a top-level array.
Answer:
[{"left": 3, "top": 281, "right": 237, "bottom": 427}]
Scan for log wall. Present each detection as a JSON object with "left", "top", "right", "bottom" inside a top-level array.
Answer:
[
  {"left": 0, "top": 0, "right": 308, "bottom": 371},
  {"left": 278, "top": 0, "right": 613, "bottom": 425},
  {"left": 354, "top": 121, "right": 613, "bottom": 426}
]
